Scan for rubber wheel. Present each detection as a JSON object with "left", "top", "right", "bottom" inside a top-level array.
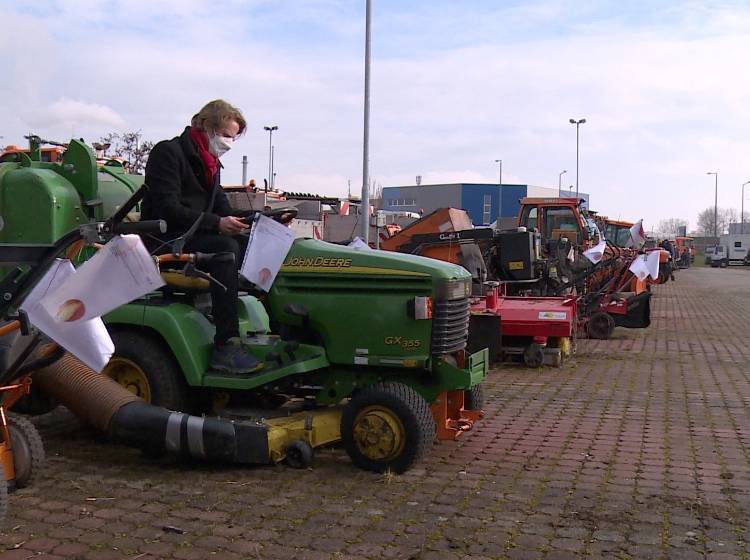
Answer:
[
  {"left": 104, "top": 330, "right": 192, "bottom": 412},
  {"left": 523, "top": 344, "right": 545, "bottom": 368},
  {"left": 285, "top": 439, "right": 314, "bottom": 469},
  {"left": 464, "top": 383, "right": 485, "bottom": 411},
  {"left": 341, "top": 382, "right": 435, "bottom": 474},
  {"left": 587, "top": 312, "right": 615, "bottom": 340},
  {"left": 0, "top": 463, "right": 7, "bottom": 523},
  {"left": 7, "top": 413, "right": 45, "bottom": 489}
]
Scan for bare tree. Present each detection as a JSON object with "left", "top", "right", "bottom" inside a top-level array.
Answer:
[
  {"left": 695, "top": 206, "right": 742, "bottom": 236},
  {"left": 99, "top": 130, "right": 154, "bottom": 174},
  {"left": 657, "top": 218, "right": 688, "bottom": 237}
]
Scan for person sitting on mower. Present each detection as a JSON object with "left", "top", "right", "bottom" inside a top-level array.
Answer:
[{"left": 142, "top": 99, "right": 261, "bottom": 374}]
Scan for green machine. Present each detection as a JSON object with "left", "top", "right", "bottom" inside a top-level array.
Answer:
[
  {"left": 0, "top": 136, "right": 142, "bottom": 246},
  {"left": 0, "top": 139, "right": 488, "bottom": 473}
]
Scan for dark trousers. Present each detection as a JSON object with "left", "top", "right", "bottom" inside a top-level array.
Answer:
[{"left": 184, "top": 233, "right": 249, "bottom": 344}]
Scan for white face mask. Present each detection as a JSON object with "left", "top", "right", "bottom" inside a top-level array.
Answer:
[{"left": 208, "top": 133, "right": 234, "bottom": 158}]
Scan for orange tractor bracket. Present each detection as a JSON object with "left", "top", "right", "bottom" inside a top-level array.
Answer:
[
  {"left": 430, "top": 390, "right": 483, "bottom": 440},
  {"left": 0, "top": 320, "right": 37, "bottom": 483}
]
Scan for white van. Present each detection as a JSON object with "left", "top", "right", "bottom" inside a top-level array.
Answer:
[
  {"left": 727, "top": 235, "right": 750, "bottom": 265},
  {"left": 704, "top": 245, "right": 715, "bottom": 265},
  {"left": 711, "top": 245, "right": 728, "bottom": 268}
]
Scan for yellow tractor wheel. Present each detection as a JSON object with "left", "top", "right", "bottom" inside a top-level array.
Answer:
[
  {"left": 103, "top": 357, "right": 153, "bottom": 403},
  {"left": 341, "top": 382, "right": 435, "bottom": 473},
  {"left": 352, "top": 405, "right": 407, "bottom": 463},
  {"left": 105, "top": 330, "right": 192, "bottom": 412}
]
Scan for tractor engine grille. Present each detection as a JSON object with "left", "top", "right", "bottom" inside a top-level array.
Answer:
[{"left": 431, "top": 297, "right": 470, "bottom": 355}]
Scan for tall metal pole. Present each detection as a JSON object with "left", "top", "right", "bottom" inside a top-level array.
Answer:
[
  {"left": 558, "top": 170, "right": 567, "bottom": 197},
  {"left": 360, "top": 0, "right": 372, "bottom": 242},
  {"left": 494, "top": 159, "right": 502, "bottom": 224},
  {"left": 267, "top": 131, "right": 272, "bottom": 190},
  {"left": 271, "top": 145, "right": 275, "bottom": 189},
  {"left": 742, "top": 181, "right": 750, "bottom": 235},
  {"left": 263, "top": 125, "right": 277, "bottom": 192},
  {"left": 707, "top": 172, "right": 718, "bottom": 238},
  {"left": 569, "top": 118, "right": 586, "bottom": 197}
]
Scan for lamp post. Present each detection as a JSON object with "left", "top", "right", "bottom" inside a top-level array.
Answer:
[
  {"left": 707, "top": 172, "right": 718, "bottom": 238},
  {"left": 360, "top": 0, "right": 372, "bottom": 242},
  {"left": 742, "top": 180, "right": 750, "bottom": 234},
  {"left": 263, "top": 125, "right": 277, "bottom": 192},
  {"left": 494, "top": 159, "right": 503, "bottom": 225},
  {"left": 271, "top": 145, "right": 275, "bottom": 188},
  {"left": 558, "top": 170, "right": 567, "bottom": 197},
  {"left": 569, "top": 118, "right": 586, "bottom": 197}
]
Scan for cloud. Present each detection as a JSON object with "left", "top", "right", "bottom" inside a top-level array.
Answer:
[
  {"left": 2, "top": 1, "right": 750, "bottom": 230},
  {"left": 23, "top": 98, "right": 127, "bottom": 132}
]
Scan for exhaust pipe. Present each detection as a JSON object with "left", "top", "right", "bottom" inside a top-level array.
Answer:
[{"left": 33, "top": 353, "right": 271, "bottom": 464}]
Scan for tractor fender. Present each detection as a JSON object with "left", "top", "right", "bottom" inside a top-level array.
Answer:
[{"left": 104, "top": 302, "right": 212, "bottom": 387}]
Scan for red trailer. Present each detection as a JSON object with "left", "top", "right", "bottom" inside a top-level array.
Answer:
[{"left": 470, "top": 283, "right": 576, "bottom": 367}]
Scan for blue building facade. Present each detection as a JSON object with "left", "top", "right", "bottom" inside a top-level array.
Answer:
[{"left": 382, "top": 183, "right": 590, "bottom": 226}]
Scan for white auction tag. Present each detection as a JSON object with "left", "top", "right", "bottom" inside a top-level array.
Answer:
[
  {"left": 21, "top": 259, "right": 115, "bottom": 372},
  {"left": 40, "top": 235, "right": 164, "bottom": 323},
  {"left": 240, "top": 215, "right": 296, "bottom": 292}
]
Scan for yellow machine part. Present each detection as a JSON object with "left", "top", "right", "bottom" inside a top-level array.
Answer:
[
  {"left": 265, "top": 408, "right": 342, "bottom": 463},
  {"left": 160, "top": 271, "right": 211, "bottom": 291},
  {"left": 558, "top": 337, "right": 572, "bottom": 358}
]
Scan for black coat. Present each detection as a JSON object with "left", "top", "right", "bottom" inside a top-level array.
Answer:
[{"left": 142, "top": 127, "right": 245, "bottom": 239}]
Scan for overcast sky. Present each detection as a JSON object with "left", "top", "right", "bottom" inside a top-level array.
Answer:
[{"left": 2, "top": 0, "right": 749, "bottom": 231}]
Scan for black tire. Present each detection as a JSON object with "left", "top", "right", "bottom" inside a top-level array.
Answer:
[
  {"left": 587, "top": 312, "right": 615, "bottom": 340},
  {"left": 341, "top": 382, "right": 435, "bottom": 474},
  {"left": 7, "top": 413, "right": 45, "bottom": 489},
  {"left": 285, "top": 439, "right": 314, "bottom": 469},
  {"left": 464, "top": 383, "right": 485, "bottom": 411},
  {"left": 0, "top": 463, "right": 7, "bottom": 523},
  {"left": 105, "top": 330, "right": 192, "bottom": 412},
  {"left": 523, "top": 344, "right": 545, "bottom": 368}
]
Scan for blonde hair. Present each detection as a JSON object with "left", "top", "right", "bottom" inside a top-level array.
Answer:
[{"left": 191, "top": 99, "right": 247, "bottom": 135}]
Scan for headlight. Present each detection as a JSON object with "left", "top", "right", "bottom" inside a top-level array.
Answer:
[{"left": 436, "top": 278, "right": 471, "bottom": 300}]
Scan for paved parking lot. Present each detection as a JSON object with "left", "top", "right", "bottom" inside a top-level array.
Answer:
[{"left": 0, "top": 267, "right": 748, "bottom": 559}]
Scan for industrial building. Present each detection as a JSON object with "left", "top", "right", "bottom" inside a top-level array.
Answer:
[{"left": 381, "top": 183, "right": 590, "bottom": 227}]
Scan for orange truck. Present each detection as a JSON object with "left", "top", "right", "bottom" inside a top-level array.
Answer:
[{"left": 674, "top": 236, "right": 695, "bottom": 268}]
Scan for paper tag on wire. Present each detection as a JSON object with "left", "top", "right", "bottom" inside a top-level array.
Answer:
[{"left": 240, "top": 215, "right": 296, "bottom": 292}]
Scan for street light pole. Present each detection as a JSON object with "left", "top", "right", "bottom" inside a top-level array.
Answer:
[
  {"left": 494, "top": 159, "right": 502, "bottom": 223},
  {"left": 360, "top": 0, "right": 372, "bottom": 242},
  {"left": 558, "top": 170, "right": 567, "bottom": 197},
  {"left": 271, "top": 145, "right": 275, "bottom": 189},
  {"left": 742, "top": 181, "right": 750, "bottom": 235},
  {"left": 263, "top": 125, "right": 277, "bottom": 192},
  {"left": 707, "top": 172, "right": 718, "bottom": 238},
  {"left": 569, "top": 118, "right": 586, "bottom": 197}
]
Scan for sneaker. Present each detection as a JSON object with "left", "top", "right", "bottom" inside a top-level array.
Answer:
[{"left": 211, "top": 339, "right": 263, "bottom": 374}]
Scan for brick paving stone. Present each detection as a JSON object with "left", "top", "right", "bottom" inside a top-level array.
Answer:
[
  {"left": 1, "top": 268, "right": 750, "bottom": 559},
  {"left": 52, "top": 542, "right": 89, "bottom": 557}
]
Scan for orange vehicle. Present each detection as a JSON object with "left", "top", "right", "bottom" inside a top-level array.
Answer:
[
  {"left": 674, "top": 236, "right": 695, "bottom": 267},
  {"left": 602, "top": 218, "right": 634, "bottom": 248},
  {"left": 379, "top": 208, "right": 487, "bottom": 284},
  {"left": 1, "top": 143, "right": 65, "bottom": 163}
]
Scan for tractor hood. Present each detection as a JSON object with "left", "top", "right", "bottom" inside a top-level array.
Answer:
[
  {"left": 279, "top": 238, "right": 471, "bottom": 285},
  {"left": 268, "top": 239, "right": 472, "bottom": 367}
]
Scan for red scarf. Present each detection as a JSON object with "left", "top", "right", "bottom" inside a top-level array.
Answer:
[{"left": 188, "top": 126, "right": 218, "bottom": 188}]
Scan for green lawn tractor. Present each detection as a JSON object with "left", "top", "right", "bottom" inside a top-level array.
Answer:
[{"left": 0, "top": 137, "right": 488, "bottom": 473}]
